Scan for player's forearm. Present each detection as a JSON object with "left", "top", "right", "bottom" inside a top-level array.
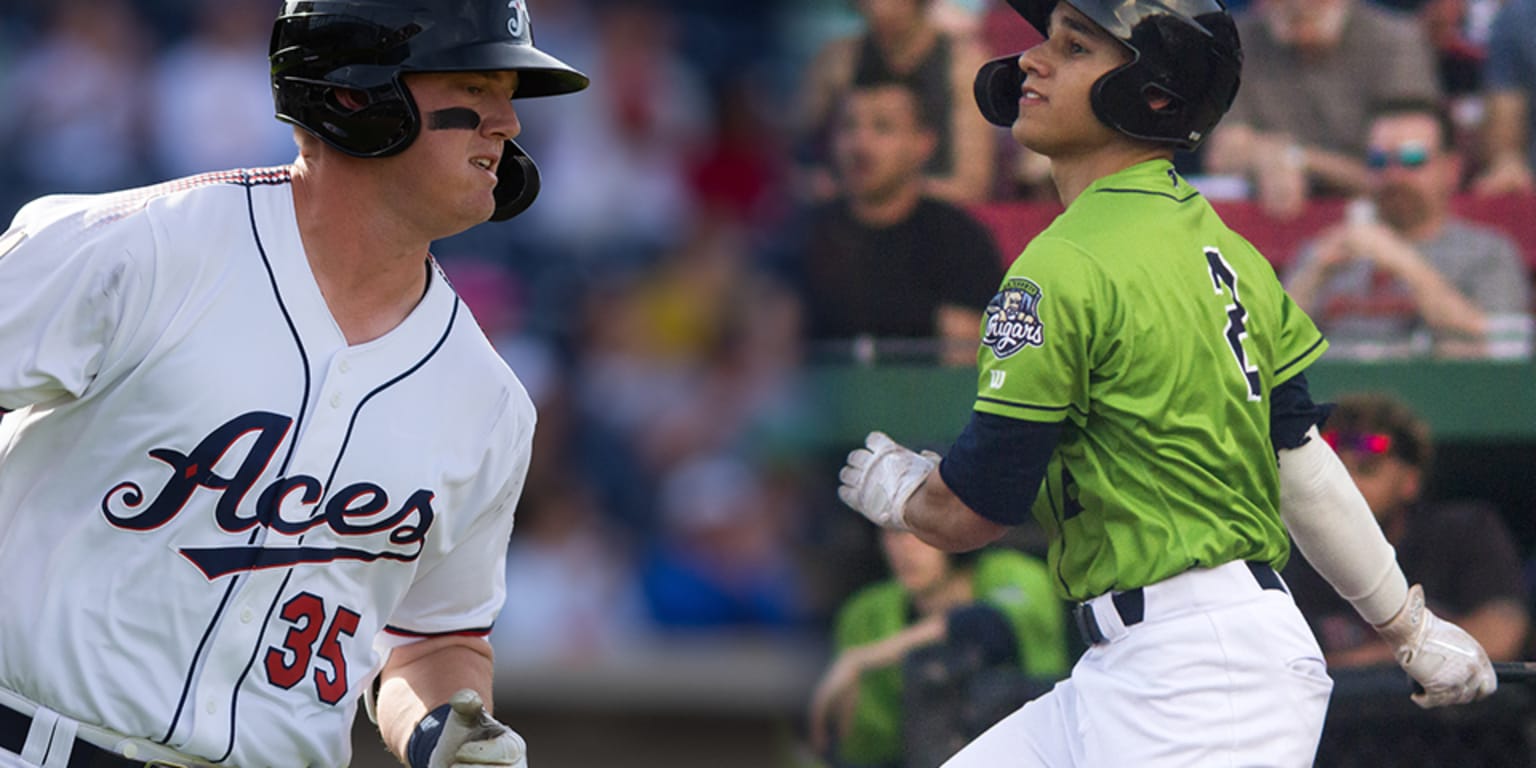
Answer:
[
  {"left": 376, "top": 635, "right": 498, "bottom": 760},
  {"left": 1277, "top": 426, "right": 1409, "bottom": 625},
  {"left": 904, "top": 468, "right": 1009, "bottom": 552}
]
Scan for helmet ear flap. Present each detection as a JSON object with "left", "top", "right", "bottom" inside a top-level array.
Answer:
[
  {"left": 490, "top": 140, "right": 540, "bottom": 222},
  {"left": 319, "top": 82, "right": 419, "bottom": 157},
  {"left": 974, "top": 54, "right": 1027, "bottom": 128}
]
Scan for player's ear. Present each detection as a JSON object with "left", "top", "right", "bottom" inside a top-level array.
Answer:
[
  {"left": 333, "top": 87, "right": 370, "bottom": 112},
  {"left": 1143, "top": 84, "right": 1178, "bottom": 115}
]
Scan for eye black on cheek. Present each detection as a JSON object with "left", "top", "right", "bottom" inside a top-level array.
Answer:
[{"left": 427, "top": 107, "right": 482, "bottom": 130}]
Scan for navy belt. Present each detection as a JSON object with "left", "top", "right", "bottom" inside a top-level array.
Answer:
[
  {"left": 1073, "top": 561, "right": 1287, "bottom": 647},
  {"left": 0, "top": 704, "right": 161, "bottom": 768}
]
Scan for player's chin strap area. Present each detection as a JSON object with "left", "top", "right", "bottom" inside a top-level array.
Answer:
[
  {"left": 0, "top": 687, "right": 212, "bottom": 768},
  {"left": 974, "top": 54, "right": 1026, "bottom": 128},
  {"left": 490, "top": 140, "right": 540, "bottom": 222}
]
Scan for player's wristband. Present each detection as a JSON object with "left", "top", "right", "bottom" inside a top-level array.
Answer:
[{"left": 406, "top": 703, "right": 453, "bottom": 768}]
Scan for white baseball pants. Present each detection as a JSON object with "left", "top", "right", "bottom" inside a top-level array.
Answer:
[{"left": 944, "top": 560, "right": 1333, "bottom": 767}]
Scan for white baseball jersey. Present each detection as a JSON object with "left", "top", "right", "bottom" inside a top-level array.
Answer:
[{"left": 0, "top": 168, "right": 534, "bottom": 767}]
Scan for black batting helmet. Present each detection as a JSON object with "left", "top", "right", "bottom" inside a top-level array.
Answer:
[
  {"left": 974, "top": 0, "right": 1241, "bottom": 150},
  {"left": 270, "top": 0, "right": 589, "bottom": 220}
]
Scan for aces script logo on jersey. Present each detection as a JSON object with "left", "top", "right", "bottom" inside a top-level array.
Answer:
[
  {"left": 982, "top": 277, "right": 1046, "bottom": 358},
  {"left": 100, "top": 411, "right": 436, "bottom": 579}
]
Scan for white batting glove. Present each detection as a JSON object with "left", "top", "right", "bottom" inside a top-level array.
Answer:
[
  {"left": 837, "top": 431, "right": 936, "bottom": 531},
  {"left": 1375, "top": 584, "right": 1497, "bottom": 708},
  {"left": 428, "top": 689, "right": 528, "bottom": 768}
]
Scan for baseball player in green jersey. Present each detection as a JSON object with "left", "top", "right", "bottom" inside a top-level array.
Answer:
[{"left": 836, "top": 0, "right": 1497, "bottom": 765}]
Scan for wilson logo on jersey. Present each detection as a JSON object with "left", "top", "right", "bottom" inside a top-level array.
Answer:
[
  {"left": 100, "top": 411, "right": 435, "bottom": 579},
  {"left": 982, "top": 277, "right": 1045, "bottom": 358}
]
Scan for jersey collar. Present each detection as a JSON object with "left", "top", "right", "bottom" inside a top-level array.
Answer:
[{"left": 1079, "top": 158, "right": 1194, "bottom": 200}]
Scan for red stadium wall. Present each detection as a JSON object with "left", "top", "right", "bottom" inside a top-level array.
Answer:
[{"left": 971, "top": 193, "right": 1536, "bottom": 274}]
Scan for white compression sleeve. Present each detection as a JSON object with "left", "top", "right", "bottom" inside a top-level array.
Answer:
[{"left": 1277, "top": 426, "right": 1410, "bottom": 626}]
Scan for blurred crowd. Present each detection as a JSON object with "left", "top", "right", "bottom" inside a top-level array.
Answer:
[
  {"left": 4, "top": 0, "right": 1536, "bottom": 763},
  {"left": 791, "top": 0, "right": 1536, "bottom": 364}
]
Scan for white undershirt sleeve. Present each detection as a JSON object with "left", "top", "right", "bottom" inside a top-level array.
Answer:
[{"left": 1277, "top": 425, "right": 1410, "bottom": 626}]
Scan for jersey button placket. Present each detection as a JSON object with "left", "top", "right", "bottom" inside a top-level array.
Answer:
[{"left": 331, "top": 356, "right": 350, "bottom": 409}]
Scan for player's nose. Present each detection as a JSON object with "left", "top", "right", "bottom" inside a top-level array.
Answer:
[
  {"left": 1019, "top": 42, "right": 1050, "bottom": 78},
  {"left": 482, "top": 99, "right": 522, "bottom": 142}
]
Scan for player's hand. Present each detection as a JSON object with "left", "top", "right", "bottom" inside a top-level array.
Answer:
[
  {"left": 1375, "top": 584, "right": 1497, "bottom": 708},
  {"left": 837, "top": 431, "right": 936, "bottom": 530},
  {"left": 429, "top": 689, "right": 528, "bottom": 768}
]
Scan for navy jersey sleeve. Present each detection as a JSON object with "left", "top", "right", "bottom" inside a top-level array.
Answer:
[
  {"left": 940, "top": 411, "right": 1062, "bottom": 525},
  {"left": 1269, "top": 372, "right": 1333, "bottom": 452}
]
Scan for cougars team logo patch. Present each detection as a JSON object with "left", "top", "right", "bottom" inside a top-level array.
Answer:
[{"left": 982, "top": 277, "right": 1045, "bottom": 358}]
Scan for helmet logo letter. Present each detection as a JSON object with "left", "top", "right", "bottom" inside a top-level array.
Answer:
[{"left": 508, "top": 0, "right": 528, "bottom": 37}]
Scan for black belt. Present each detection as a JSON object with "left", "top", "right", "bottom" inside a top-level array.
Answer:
[
  {"left": 1073, "top": 561, "right": 1287, "bottom": 647},
  {"left": 0, "top": 703, "right": 161, "bottom": 768}
]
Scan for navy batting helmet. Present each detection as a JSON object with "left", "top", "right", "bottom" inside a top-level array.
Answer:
[
  {"left": 270, "top": 0, "right": 589, "bottom": 220},
  {"left": 974, "top": 0, "right": 1242, "bottom": 151}
]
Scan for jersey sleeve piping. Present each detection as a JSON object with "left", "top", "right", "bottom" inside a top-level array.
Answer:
[
  {"left": 1274, "top": 336, "right": 1328, "bottom": 380},
  {"left": 975, "top": 396, "right": 1071, "bottom": 414},
  {"left": 382, "top": 624, "right": 494, "bottom": 639},
  {"left": 974, "top": 395, "right": 1076, "bottom": 423}
]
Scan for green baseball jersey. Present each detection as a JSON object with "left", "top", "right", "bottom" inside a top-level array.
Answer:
[
  {"left": 975, "top": 159, "right": 1327, "bottom": 602},
  {"left": 832, "top": 548, "right": 1069, "bottom": 766}
]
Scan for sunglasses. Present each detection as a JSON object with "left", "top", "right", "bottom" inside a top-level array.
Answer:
[
  {"left": 1366, "top": 143, "right": 1432, "bottom": 170},
  {"left": 1321, "top": 430, "right": 1395, "bottom": 456}
]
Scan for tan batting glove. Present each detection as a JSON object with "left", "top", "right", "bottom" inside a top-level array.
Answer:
[
  {"left": 429, "top": 690, "right": 528, "bottom": 768},
  {"left": 1375, "top": 584, "right": 1497, "bottom": 708},
  {"left": 837, "top": 431, "right": 936, "bottom": 531}
]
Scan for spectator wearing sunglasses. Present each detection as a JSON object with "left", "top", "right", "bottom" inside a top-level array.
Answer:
[
  {"left": 1284, "top": 98, "right": 1532, "bottom": 359},
  {"left": 1201, "top": 0, "right": 1441, "bottom": 219},
  {"left": 1281, "top": 392, "right": 1530, "bottom": 668}
]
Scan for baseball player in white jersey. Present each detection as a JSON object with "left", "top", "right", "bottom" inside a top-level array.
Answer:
[{"left": 0, "top": 2, "right": 586, "bottom": 766}]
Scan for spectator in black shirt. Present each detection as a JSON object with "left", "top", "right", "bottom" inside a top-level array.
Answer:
[{"left": 795, "top": 79, "right": 1004, "bottom": 366}]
